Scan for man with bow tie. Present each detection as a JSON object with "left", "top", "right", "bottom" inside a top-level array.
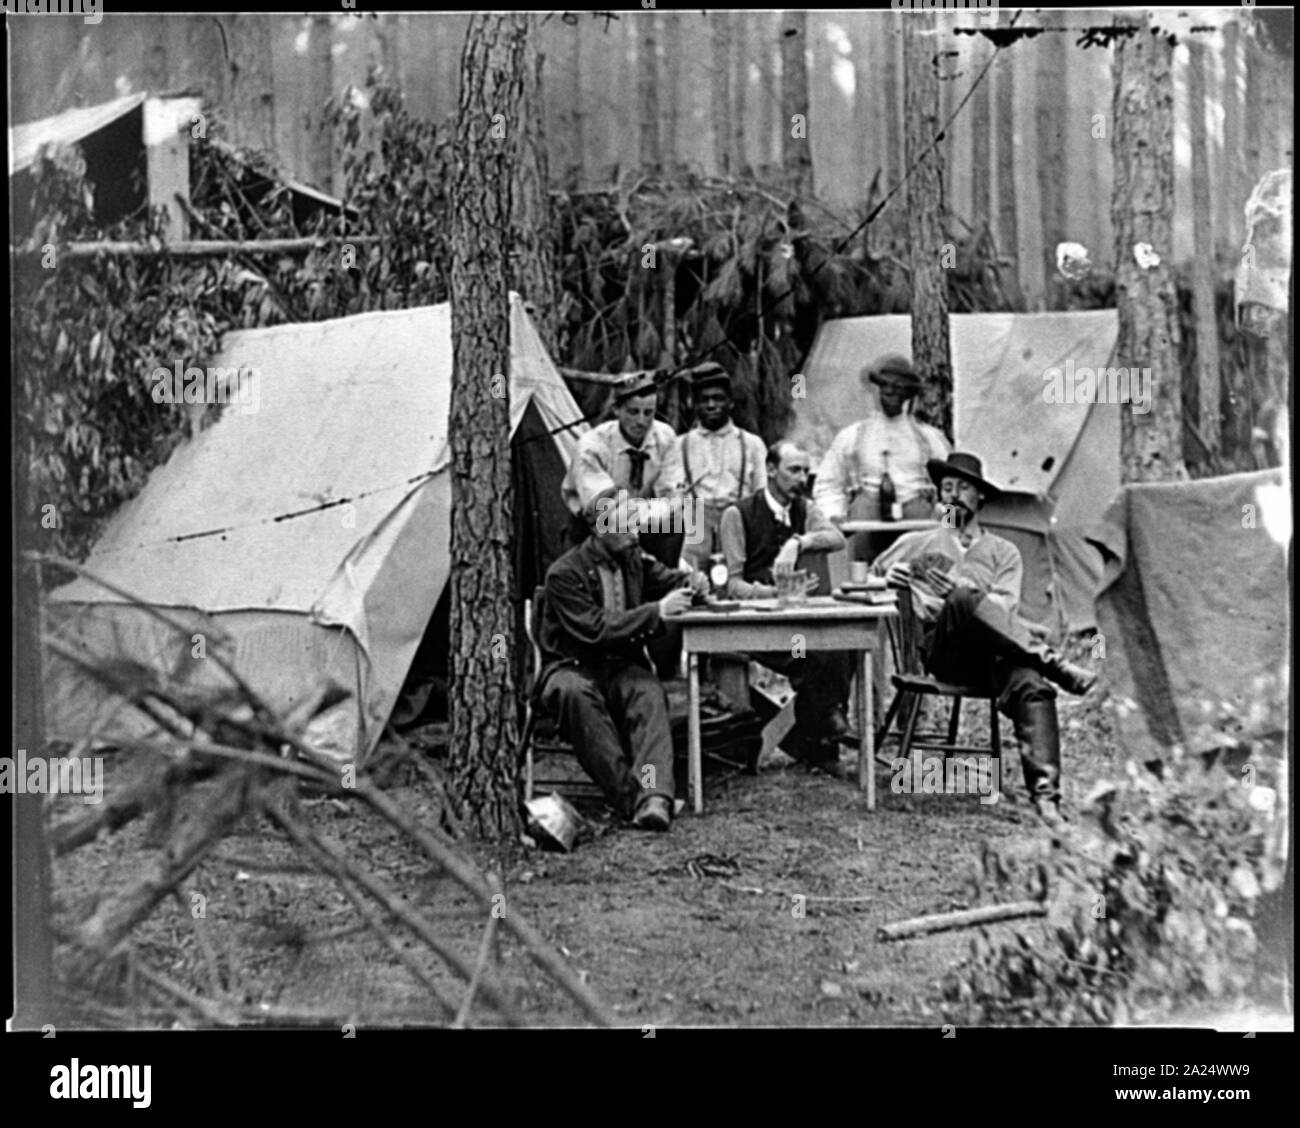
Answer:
[
  {"left": 871, "top": 452, "right": 1098, "bottom": 824},
  {"left": 718, "top": 440, "right": 855, "bottom": 776}
]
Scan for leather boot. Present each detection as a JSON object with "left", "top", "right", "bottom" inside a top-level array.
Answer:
[
  {"left": 971, "top": 600, "right": 1097, "bottom": 695},
  {"left": 1012, "top": 697, "right": 1063, "bottom": 813}
]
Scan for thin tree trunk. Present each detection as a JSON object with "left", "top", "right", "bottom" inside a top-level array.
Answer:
[
  {"left": 884, "top": 14, "right": 904, "bottom": 192},
  {"left": 663, "top": 13, "right": 681, "bottom": 173},
  {"left": 781, "top": 9, "right": 813, "bottom": 197},
  {"left": 1188, "top": 36, "right": 1222, "bottom": 462},
  {"left": 905, "top": 9, "right": 952, "bottom": 438},
  {"left": 1036, "top": 13, "right": 1068, "bottom": 308},
  {"left": 1243, "top": 27, "right": 1263, "bottom": 199},
  {"left": 758, "top": 12, "right": 777, "bottom": 177},
  {"left": 994, "top": 14, "right": 1020, "bottom": 307},
  {"left": 514, "top": 20, "right": 561, "bottom": 356},
  {"left": 712, "top": 13, "right": 733, "bottom": 176},
  {"left": 448, "top": 12, "right": 526, "bottom": 842},
  {"left": 304, "top": 14, "right": 336, "bottom": 193},
  {"left": 970, "top": 32, "right": 992, "bottom": 233},
  {"left": 637, "top": 11, "right": 660, "bottom": 172},
  {"left": 1112, "top": 13, "right": 1185, "bottom": 483},
  {"left": 1219, "top": 18, "right": 1244, "bottom": 251},
  {"left": 731, "top": 13, "right": 748, "bottom": 176},
  {"left": 221, "top": 14, "right": 276, "bottom": 157}
]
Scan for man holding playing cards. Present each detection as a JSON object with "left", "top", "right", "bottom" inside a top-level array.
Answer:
[{"left": 871, "top": 452, "right": 1098, "bottom": 824}]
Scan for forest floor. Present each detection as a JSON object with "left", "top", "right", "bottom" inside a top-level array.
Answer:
[{"left": 52, "top": 654, "right": 1145, "bottom": 1030}]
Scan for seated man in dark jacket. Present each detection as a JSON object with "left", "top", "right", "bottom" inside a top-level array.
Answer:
[
  {"left": 719, "top": 440, "right": 855, "bottom": 776},
  {"left": 538, "top": 489, "right": 706, "bottom": 831}
]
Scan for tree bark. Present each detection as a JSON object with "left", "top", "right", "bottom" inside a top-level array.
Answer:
[
  {"left": 662, "top": 13, "right": 681, "bottom": 173},
  {"left": 448, "top": 12, "right": 526, "bottom": 842},
  {"left": 905, "top": 9, "right": 952, "bottom": 438},
  {"left": 781, "top": 9, "right": 813, "bottom": 198},
  {"left": 731, "top": 13, "right": 749, "bottom": 177},
  {"left": 711, "top": 12, "right": 733, "bottom": 176},
  {"left": 513, "top": 19, "right": 561, "bottom": 357},
  {"left": 993, "top": 12, "right": 1021, "bottom": 306},
  {"left": 1112, "top": 14, "right": 1186, "bottom": 483},
  {"left": 637, "top": 10, "right": 661, "bottom": 172},
  {"left": 1188, "top": 36, "right": 1222, "bottom": 463},
  {"left": 1219, "top": 18, "right": 1244, "bottom": 252},
  {"left": 758, "top": 12, "right": 778, "bottom": 177}
]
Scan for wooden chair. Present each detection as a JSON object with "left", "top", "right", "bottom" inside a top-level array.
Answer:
[
  {"left": 876, "top": 587, "right": 1002, "bottom": 765},
  {"left": 519, "top": 587, "right": 602, "bottom": 803}
]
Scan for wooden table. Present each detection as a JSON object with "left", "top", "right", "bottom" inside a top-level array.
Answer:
[{"left": 670, "top": 597, "right": 897, "bottom": 815}]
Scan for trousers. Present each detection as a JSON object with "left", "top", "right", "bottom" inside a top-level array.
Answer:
[
  {"left": 922, "top": 586, "right": 1062, "bottom": 799},
  {"left": 751, "top": 650, "right": 852, "bottom": 735},
  {"left": 540, "top": 660, "right": 676, "bottom": 817}
]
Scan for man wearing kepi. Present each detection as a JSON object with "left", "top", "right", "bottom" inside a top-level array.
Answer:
[
  {"left": 560, "top": 372, "right": 678, "bottom": 553},
  {"left": 538, "top": 489, "right": 707, "bottom": 831},
  {"left": 661, "top": 362, "right": 767, "bottom": 571},
  {"left": 813, "top": 354, "right": 950, "bottom": 561},
  {"left": 719, "top": 441, "right": 855, "bottom": 776},
  {"left": 871, "top": 452, "right": 1098, "bottom": 823}
]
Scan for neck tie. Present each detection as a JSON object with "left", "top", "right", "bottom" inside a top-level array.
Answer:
[{"left": 626, "top": 448, "right": 650, "bottom": 493}]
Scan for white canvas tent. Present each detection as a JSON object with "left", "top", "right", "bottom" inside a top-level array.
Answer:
[
  {"left": 45, "top": 294, "right": 586, "bottom": 764},
  {"left": 793, "top": 311, "right": 1121, "bottom": 631}
]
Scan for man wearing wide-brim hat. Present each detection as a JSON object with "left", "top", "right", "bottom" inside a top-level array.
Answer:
[
  {"left": 660, "top": 362, "right": 768, "bottom": 570},
  {"left": 812, "top": 353, "right": 951, "bottom": 561},
  {"left": 870, "top": 451, "right": 1098, "bottom": 825}
]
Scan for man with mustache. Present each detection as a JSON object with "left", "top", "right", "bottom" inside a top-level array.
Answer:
[
  {"left": 813, "top": 354, "right": 950, "bottom": 561},
  {"left": 661, "top": 362, "right": 768, "bottom": 571},
  {"left": 719, "top": 441, "right": 855, "bottom": 776},
  {"left": 871, "top": 453, "right": 1098, "bottom": 824},
  {"left": 538, "top": 489, "right": 707, "bottom": 831}
]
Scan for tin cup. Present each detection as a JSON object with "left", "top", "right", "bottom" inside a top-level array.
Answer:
[{"left": 849, "top": 560, "right": 870, "bottom": 584}]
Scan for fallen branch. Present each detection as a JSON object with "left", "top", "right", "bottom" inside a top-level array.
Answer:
[
  {"left": 877, "top": 901, "right": 1046, "bottom": 942},
  {"left": 134, "top": 961, "right": 241, "bottom": 1027},
  {"left": 264, "top": 785, "right": 462, "bottom": 1023},
  {"left": 262, "top": 797, "right": 522, "bottom": 1027},
  {"left": 453, "top": 876, "right": 502, "bottom": 1029}
]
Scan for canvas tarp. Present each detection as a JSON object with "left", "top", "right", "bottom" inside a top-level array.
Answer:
[
  {"left": 793, "top": 310, "right": 1120, "bottom": 630},
  {"left": 1089, "top": 468, "right": 1290, "bottom": 765},
  {"left": 45, "top": 294, "right": 586, "bottom": 764}
]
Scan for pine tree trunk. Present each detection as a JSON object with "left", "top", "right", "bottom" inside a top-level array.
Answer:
[
  {"left": 637, "top": 11, "right": 661, "bottom": 172},
  {"left": 306, "top": 13, "right": 335, "bottom": 193},
  {"left": 731, "top": 13, "right": 749, "bottom": 176},
  {"left": 711, "top": 13, "right": 733, "bottom": 176},
  {"left": 1036, "top": 16, "right": 1069, "bottom": 307},
  {"left": 758, "top": 13, "right": 778, "bottom": 177},
  {"left": 663, "top": 14, "right": 681, "bottom": 173},
  {"left": 970, "top": 33, "right": 992, "bottom": 232},
  {"left": 781, "top": 10, "right": 813, "bottom": 197},
  {"left": 905, "top": 9, "right": 952, "bottom": 438},
  {"left": 513, "top": 20, "right": 561, "bottom": 356},
  {"left": 1112, "top": 14, "right": 1185, "bottom": 483},
  {"left": 448, "top": 12, "right": 526, "bottom": 842},
  {"left": 884, "top": 15, "right": 903, "bottom": 191},
  {"left": 220, "top": 14, "right": 276, "bottom": 157},
  {"left": 1219, "top": 18, "right": 1244, "bottom": 251},
  {"left": 994, "top": 15, "right": 1021, "bottom": 306},
  {"left": 1188, "top": 36, "right": 1222, "bottom": 463}
]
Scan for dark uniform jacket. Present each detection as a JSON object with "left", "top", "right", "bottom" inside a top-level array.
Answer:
[{"left": 539, "top": 537, "right": 684, "bottom": 676}]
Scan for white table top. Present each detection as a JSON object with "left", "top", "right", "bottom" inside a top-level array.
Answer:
[{"left": 670, "top": 595, "right": 897, "bottom": 626}]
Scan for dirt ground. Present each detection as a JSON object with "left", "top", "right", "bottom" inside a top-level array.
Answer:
[{"left": 52, "top": 672, "right": 1127, "bottom": 1029}]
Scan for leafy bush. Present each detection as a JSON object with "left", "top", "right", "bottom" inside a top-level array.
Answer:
[{"left": 939, "top": 743, "right": 1287, "bottom": 1025}]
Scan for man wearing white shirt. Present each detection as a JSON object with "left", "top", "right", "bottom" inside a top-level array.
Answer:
[
  {"left": 812, "top": 354, "right": 950, "bottom": 561},
  {"left": 661, "top": 363, "right": 768, "bottom": 571}
]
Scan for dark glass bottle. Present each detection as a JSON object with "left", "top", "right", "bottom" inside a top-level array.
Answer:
[{"left": 879, "top": 450, "right": 899, "bottom": 522}]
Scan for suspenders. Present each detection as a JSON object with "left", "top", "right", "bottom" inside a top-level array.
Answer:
[{"left": 683, "top": 429, "right": 748, "bottom": 502}]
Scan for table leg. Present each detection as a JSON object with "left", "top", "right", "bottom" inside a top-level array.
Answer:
[
  {"left": 688, "top": 651, "right": 703, "bottom": 815},
  {"left": 858, "top": 647, "right": 876, "bottom": 811}
]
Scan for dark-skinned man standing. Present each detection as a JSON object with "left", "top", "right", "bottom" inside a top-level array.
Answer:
[
  {"left": 871, "top": 452, "right": 1098, "bottom": 825},
  {"left": 661, "top": 362, "right": 767, "bottom": 572},
  {"left": 719, "top": 441, "right": 855, "bottom": 776}
]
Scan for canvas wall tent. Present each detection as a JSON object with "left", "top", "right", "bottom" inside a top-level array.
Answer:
[
  {"left": 44, "top": 294, "right": 587, "bottom": 765},
  {"left": 792, "top": 311, "right": 1122, "bottom": 632}
]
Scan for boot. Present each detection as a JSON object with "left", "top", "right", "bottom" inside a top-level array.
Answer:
[
  {"left": 1012, "top": 697, "right": 1063, "bottom": 816},
  {"left": 971, "top": 600, "right": 1097, "bottom": 695}
]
